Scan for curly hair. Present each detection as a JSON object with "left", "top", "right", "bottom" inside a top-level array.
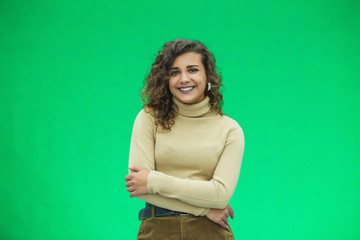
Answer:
[{"left": 141, "top": 39, "right": 224, "bottom": 131}]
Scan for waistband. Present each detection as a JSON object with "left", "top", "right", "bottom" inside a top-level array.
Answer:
[{"left": 138, "top": 203, "right": 190, "bottom": 221}]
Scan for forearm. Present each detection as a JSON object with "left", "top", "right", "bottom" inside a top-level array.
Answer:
[{"left": 147, "top": 171, "right": 238, "bottom": 209}]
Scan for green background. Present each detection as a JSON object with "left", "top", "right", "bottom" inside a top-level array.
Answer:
[{"left": 1, "top": 0, "right": 359, "bottom": 239}]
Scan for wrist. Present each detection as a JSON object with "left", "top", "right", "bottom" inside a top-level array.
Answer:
[{"left": 146, "top": 170, "right": 156, "bottom": 194}]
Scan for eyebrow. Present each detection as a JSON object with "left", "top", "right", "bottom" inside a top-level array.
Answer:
[{"left": 170, "top": 65, "right": 199, "bottom": 70}]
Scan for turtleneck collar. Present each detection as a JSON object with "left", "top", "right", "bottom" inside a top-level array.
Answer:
[{"left": 172, "top": 96, "right": 211, "bottom": 117}]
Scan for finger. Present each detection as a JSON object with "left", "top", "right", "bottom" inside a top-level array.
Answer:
[
  {"left": 228, "top": 205, "right": 234, "bottom": 219},
  {"left": 125, "top": 181, "right": 133, "bottom": 187},
  {"left": 128, "top": 166, "right": 142, "bottom": 172},
  {"left": 127, "top": 186, "right": 135, "bottom": 192},
  {"left": 125, "top": 175, "right": 132, "bottom": 181},
  {"left": 130, "top": 191, "right": 139, "bottom": 198},
  {"left": 218, "top": 219, "right": 228, "bottom": 229},
  {"left": 222, "top": 217, "right": 229, "bottom": 226}
]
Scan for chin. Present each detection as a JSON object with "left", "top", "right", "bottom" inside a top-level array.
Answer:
[{"left": 181, "top": 97, "right": 202, "bottom": 105}]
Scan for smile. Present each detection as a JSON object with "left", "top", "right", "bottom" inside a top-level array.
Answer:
[{"left": 178, "top": 86, "right": 195, "bottom": 93}]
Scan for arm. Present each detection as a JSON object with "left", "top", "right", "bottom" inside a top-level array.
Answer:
[
  {"left": 126, "top": 165, "right": 235, "bottom": 228},
  {"left": 146, "top": 122, "right": 244, "bottom": 209},
  {"left": 129, "top": 110, "right": 244, "bottom": 208},
  {"left": 128, "top": 109, "right": 210, "bottom": 216}
]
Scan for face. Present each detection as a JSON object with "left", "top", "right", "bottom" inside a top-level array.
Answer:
[{"left": 169, "top": 52, "right": 207, "bottom": 105}]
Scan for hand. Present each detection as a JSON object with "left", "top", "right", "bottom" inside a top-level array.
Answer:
[
  {"left": 205, "top": 204, "right": 234, "bottom": 229},
  {"left": 125, "top": 166, "right": 150, "bottom": 197}
]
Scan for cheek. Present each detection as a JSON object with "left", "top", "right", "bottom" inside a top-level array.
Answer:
[
  {"left": 199, "top": 75, "right": 207, "bottom": 90},
  {"left": 169, "top": 79, "right": 176, "bottom": 94}
]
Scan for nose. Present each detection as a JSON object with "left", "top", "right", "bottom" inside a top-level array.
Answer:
[{"left": 180, "top": 72, "right": 190, "bottom": 83}]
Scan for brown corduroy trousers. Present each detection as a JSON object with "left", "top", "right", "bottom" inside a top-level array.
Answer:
[{"left": 137, "top": 215, "right": 234, "bottom": 240}]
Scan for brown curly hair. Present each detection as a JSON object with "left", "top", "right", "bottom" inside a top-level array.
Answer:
[{"left": 141, "top": 39, "right": 224, "bottom": 131}]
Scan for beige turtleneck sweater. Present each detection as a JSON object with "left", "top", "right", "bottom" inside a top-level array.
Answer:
[{"left": 129, "top": 96, "right": 244, "bottom": 216}]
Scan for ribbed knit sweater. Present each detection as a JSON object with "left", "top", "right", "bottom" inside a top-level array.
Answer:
[{"left": 129, "top": 96, "right": 244, "bottom": 216}]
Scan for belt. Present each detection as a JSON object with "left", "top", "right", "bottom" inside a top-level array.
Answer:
[{"left": 138, "top": 203, "right": 190, "bottom": 221}]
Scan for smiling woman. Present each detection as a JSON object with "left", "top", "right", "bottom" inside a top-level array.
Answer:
[
  {"left": 125, "top": 39, "right": 245, "bottom": 240},
  {"left": 139, "top": 39, "right": 225, "bottom": 132}
]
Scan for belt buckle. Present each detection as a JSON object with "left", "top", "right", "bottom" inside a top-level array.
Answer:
[
  {"left": 179, "top": 213, "right": 190, "bottom": 216},
  {"left": 173, "top": 211, "right": 189, "bottom": 216}
]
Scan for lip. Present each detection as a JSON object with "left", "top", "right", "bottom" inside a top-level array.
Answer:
[{"left": 178, "top": 86, "right": 195, "bottom": 93}]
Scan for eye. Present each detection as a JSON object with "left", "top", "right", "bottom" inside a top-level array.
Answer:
[
  {"left": 189, "top": 68, "right": 199, "bottom": 73},
  {"left": 170, "top": 71, "right": 180, "bottom": 76}
]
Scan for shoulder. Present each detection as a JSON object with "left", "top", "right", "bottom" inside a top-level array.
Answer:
[
  {"left": 135, "top": 108, "right": 155, "bottom": 122},
  {"left": 133, "top": 108, "right": 156, "bottom": 129},
  {"left": 219, "top": 115, "right": 244, "bottom": 140},
  {"left": 131, "top": 108, "right": 158, "bottom": 138},
  {"left": 219, "top": 115, "right": 243, "bottom": 131},
  {"left": 221, "top": 115, "right": 241, "bottom": 126}
]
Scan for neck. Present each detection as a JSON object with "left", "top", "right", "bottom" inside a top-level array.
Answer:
[{"left": 173, "top": 96, "right": 211, "bottom": 117}]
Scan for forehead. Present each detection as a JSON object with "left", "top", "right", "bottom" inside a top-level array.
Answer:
[{"left": 171, "top": 52, "right": 203, "bottom": 67}]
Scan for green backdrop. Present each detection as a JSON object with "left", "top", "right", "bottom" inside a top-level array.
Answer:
[{"left": 1, "top": 0, "right": 359, "bottom": 239}]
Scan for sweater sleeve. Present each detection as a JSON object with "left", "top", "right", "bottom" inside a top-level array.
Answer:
[
  {"left": 147, "top": 121, "right": 245, "bottom": 209},
  {"left": 128, "top": 109, "right": 210, "bottom": 216}
]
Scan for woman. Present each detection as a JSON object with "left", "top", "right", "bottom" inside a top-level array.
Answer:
[{"left": 125, "top": 39, "right": 244, "bottom": 239}]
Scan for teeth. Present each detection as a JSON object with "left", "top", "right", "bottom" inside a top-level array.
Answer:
[{"left": 180, "top": 87, "right": 193, "bottom": 91}]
